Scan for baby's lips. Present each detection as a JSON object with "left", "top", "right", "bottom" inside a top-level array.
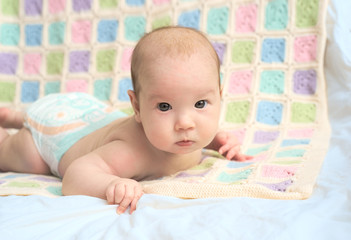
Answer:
[{"left": 176, "top": 140, "right": 194, "bottom": 147}]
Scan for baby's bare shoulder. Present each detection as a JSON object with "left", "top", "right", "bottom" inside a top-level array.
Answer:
[
  {"left": 96, "top": 118, "right": 157, "bottom": 173},
  {"left": 94, "top": 138, "right": 155, "bottom": 180},
  {"left": 102, "top": 116, "right": 148, "bottom": 146}
]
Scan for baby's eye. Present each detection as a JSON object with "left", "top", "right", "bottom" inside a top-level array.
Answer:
[
  {"left": 157, "top": 102, "right": 172, "bottom": 112},
  {"left": 195, "top": 100, "right": 207, "bottom": 109}
]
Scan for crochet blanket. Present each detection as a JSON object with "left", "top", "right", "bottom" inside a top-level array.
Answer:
[{"left": 0, "top": 0, "right": 330, "bottom": 200}]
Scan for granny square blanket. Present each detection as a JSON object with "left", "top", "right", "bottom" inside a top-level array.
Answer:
[{"left": 0, "top": 0, "right": 330, "bottom": 200}]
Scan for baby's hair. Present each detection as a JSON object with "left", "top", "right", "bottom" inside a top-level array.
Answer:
[{"left": 130, "top": 26, "right": 220, "bottom": 95}]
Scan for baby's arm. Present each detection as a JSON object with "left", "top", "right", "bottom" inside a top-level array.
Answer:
[
  {"left": 62, "top": 141, "right": 143, "bottom": 214},
  {"left": 206, "top": 131, "right": 253, "bottom": 161}
]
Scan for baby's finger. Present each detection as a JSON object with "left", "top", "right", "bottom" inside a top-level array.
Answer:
[
  {"left": 235, "top": 152, "right": 253, "bottom": 162},
  {"left": 114, "top": 183, "right": 126, "bottom": 205},
  {"left": 117, "top": 185, "right": 134, "bottom": 215},
  {"left": 218, "top": 143, "right": 232, "bottom": 155},
  {"left": 106, "top": 184, "right": 116, "bottom": 204},
  {"left": 234, "top": 153, "right": 246, "bottom": 161},
  {"left": 226, "top": 145, "right": 241, "bottom": 160},
  {"left": 129, "top": 189, "right": 143, "bottom": 214},
  {"left": 243, "top": 154, "right": 254, "bottom": 161}
]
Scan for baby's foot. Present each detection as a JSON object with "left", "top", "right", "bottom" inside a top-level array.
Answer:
[{"left": 0, "top": 107, "right": 24, "bottom": 129}]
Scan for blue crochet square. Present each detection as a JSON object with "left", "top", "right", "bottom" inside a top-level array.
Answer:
[
  {"left": 21, "top": 81, "right": 39, "bottom": 103},
  {"left": 25, "top": 24, "right": 43, "bottom": 46},
  {"left": 261, "top": 38, "right": 286, "bottom": 63},
  {"left": 98, "top": 20, "right": 118, "bottom": 43},
  {"left": 126, "top": 0, "right": 145, "bottom": 6},
  {"left": 178, "top": 9, "right": 200, "bottom": 30},
  {"left": 256, "top": 101, "right": 283, "bottom": 125},
  {"left": 118, "top": 78, "right": 133, "bottom": 101}
]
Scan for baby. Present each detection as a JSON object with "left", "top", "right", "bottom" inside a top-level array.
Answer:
[{"left": 0, "top": 26, "right": 251, "bottom": 214}]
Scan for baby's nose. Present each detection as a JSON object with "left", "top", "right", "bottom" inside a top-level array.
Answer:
[{"left": 175, "top": 114, "right": 195, "bottom": 131}]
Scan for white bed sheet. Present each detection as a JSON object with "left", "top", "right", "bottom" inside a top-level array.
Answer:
[{"left": 1, "top": 1, "right": 351, "bottom": 239}]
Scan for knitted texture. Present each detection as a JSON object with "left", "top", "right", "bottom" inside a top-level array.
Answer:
[
  {"left": 0, "top": 172, "right": 62, "bottom": 197},
  {"left": 0, "top": 0, "right": 330, "bottom": 199}
]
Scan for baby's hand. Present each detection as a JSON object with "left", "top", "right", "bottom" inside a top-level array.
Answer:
[
  {"left": 106, "top": 178, "right": 144, "bottom": 214},
  {"left": 215, "top": 131, "right": 253, "bottom": 161}
]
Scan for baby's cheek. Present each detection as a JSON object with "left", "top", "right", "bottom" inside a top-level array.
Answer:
[
  {"left": 203, "top": 121, "right": 219, "bottom": 144},
  {"left": 145, "top": 126, "right": 169, "bottom": 148}
]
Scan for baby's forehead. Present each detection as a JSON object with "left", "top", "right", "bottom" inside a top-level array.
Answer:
[
  {"left": 131, "top": 27, "right": 221, "bottom": 94},
  {"left": 141, "top": 29, "right": 215, "bottom": 57}
]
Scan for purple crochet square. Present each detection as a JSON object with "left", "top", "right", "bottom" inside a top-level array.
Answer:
[
  {"left": 69, "top": 51, "right": 90, "bottom": 73},
  {"left": 25, "top": 0, "right": 43, "bottom": 16},
  {"left": 253, "top": 131, "right": 279, "bottom": 144},
  {"left": 0, "top": 53, "right": 18, "bottom": 75},
  {"left": 212, "top": 42, "right": 226, "bottom": 65},
  {"left": 293, "top": 69, "right": 317, "bottom": 95},
  {"left": 73, "top": 0, "right": 92, "bottom": 12},
  {"left": 259, "top": 179, "right": 293, "bottom": 192}
]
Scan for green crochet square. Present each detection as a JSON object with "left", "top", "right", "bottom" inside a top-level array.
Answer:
[
  {"left": 291, "top": 102, "right": 316, "bottom": 123},
  {"left": 46, "top": 52, "right": 64, "bottom": 75},
  {"left": 232, "top": 41, "right": 255, "bottom": 64},
  {"left": 0, "top": 82, "right": 16, "bottom": 102},
  {"left": 225, "top": 101, "right": 250, "bottom": 123},
  {"left": 96, "top": 50, "right": 116, "bottom": 73},
  {"left": 152, "top": 15, "right": 172, "bottom": 30},
  {"left": 296, "top": 0, "right": 319, "bottom": 28},
  {"left": 1, "top": 0, "right": 19, "bottom": 16},
  {"left": 99, "top": 0, "right": 118, "bottom": 8}
]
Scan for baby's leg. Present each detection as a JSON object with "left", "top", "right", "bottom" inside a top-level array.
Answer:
[
  {"left": 0, "top": 107, "right": 24, "bottom": 129},
  {"left": 0, "top": 127, "right": 50, "bottom": 175}
]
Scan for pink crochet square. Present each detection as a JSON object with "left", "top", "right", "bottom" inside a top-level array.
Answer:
[
  {"left": 152, "top": 0, "right": 170, "bottom": 5},
  {"left": 287, "top": 128, "right": 314, "bottom": 138},
  {"left": 294, "top": 35, "right": 317, "bottom": 62},
  {"left": 49, "top": 0, "right": 66, "bottom": 14},
  {"left": 235, "top": 3, "right": 257, "bottom": 33},
  {"left": 261, "top": 165, "right": 298, "bottom": 178},
  {"left": 251, "top": 153, "right": 268, "bottom": 162},
  {"left": 121, "top": 47, "right": 133, "bottom": 71},
  {"left": 23, "top": 53, "right": 42, "bottom": 75},
  {"left": 65, "top": 79, "right": 88, "bottom": 92},
  {"left": 228, "top": 70, "right": 252, "bottom": 94},
  {"left": 71, "top": 20, "right": 92, "bottom": 44},
  {"left": 230, "top": 129, "right": 246, "bottom": 144}
]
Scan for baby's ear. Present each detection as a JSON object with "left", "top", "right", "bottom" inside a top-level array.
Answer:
[{"left": 127, "top": 90, "right": 141, "bottom": 123}]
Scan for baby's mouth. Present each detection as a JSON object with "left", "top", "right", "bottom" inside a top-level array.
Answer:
[{"left": 176, "top": 140, "right": 194, "bottom": 147}]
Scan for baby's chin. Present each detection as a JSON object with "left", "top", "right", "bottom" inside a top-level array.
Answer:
[{"left": 160, "top": 144, "right": 205, "bottom": 156}]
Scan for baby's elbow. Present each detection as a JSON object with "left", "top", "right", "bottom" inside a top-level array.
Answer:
[
  {"left": 61, "top": 180, "right": 70, "bottom": 196},
  {"left": 61, "top": 177, "right": 75, "bottom": 196}
]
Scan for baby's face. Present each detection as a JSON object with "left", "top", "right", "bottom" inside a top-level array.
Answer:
[{"left": 136, "top": 52, "right": 221, "bottom": 155}]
